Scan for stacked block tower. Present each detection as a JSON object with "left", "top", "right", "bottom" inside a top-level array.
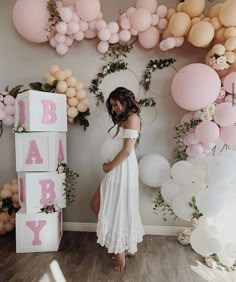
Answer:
[{"left": 14, "top": 90, "right": 67, "bottom": 253}]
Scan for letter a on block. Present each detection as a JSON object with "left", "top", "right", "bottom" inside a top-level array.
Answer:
[
  {"left": 40, "top": 179, "right": 56, "bottom": 204},
  {"left": 26, "top": 220, "right": 47, "bottom": 245},
  {"left": 57, "top": 139, "right": 64, "bottom": 162},
  {"left": 25, "top": 140, "right": 44, "bottom": 164},
  {"left": 41, "top": 99, "right": 57, "bottom": 124},
  {"left": 18, "top": 100, "right": 25, "bottom": 124}
]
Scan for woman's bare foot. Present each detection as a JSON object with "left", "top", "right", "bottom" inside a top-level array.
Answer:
[
  {"left": 112, "top": 250, "right": 135, "bottom": 260},
  {"left": 114, "top": 251, "right": 125, "bottom": 272}
]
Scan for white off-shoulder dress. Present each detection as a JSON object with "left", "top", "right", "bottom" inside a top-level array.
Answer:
[{"left": 97, "top": 126, "right": 144, "bottom": 254}]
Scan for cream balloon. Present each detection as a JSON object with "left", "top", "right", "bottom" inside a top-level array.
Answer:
[
  {"left": 46, "top": 76, "right": 56, "bottom": 86},
  {"left": 68, "top": 97, "right": 79, "bottom": 107},
  {"left": 75, "top": 81, "right": 84, "bottom": 90},
  {"left": 54, "top": 70, "right": 66, "bottom": 81},
  {"left": 224, "top": 37, "right": 236, "bottom": 51},
  {"left": 215, "top": 27, "right": 226, "bottom": 41},
  {"left": 225, "top": 51, "right": 236, "bottom": 64},
  {"left": 176, "top": 2, "right": 184, "bottom": 12},
  {"left": 169, "top": 12, "right": 191, "bottom": 37},
  {"left": 224, "top": 27, "right": 236, "bottom": 39},
  {"left": 5, "top": 222, "right": 14, "bottom": 232},
  {"left": 212, "top": 44, "right": 225, "bottom": 56},
  {"left": 208, "top": 3, "right": 223, "bottom": 18},
  {"left": 63, "top": 68, "right": 73, "bottom": 78},
  {"left": 166, "top": 8, "right": 176, "bottom": 21},
  {"left": 67, "top": 107, "right": 78, "bottom": 118},
  {"left": 49, "top": 64, "right": 60, "bottom": 74},
  {"left": 210, "top": 17, "right": 222, "bottom": 31},
  {"left": 11, "top": 183, "right": 18, "bottom": 193},
  {"left": 67, "top": 76, "right": 77, "bottom": 87},
  {"left": 219, "top": 0, "right": 236, "bottom": 27},
  {"left": 11, "top": 178, "right": 17, "bottom": 185},
  {"left": 182, "top": 0, "right": 205, "bottom": 17},
  {"left": 76, "top": 89, "right": 87, "bottom": 99},
  {"left": 188, "top": 21, "right": 214, "bottom": 47},
  {"left": 66, "top": 87, "right": 76, "bottom": 98},
  {"left": 77, "top": 102, "right": 88, "bottom": 112},
  {"left": 162, "top": 27, "right": 173, "bottom": 39}
]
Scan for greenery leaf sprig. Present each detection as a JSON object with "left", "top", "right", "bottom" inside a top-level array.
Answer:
[
  {"left": 40, "top": 204, "right": 56, "bottom": 214},
  {"left": 29, "top": 81, "right": 57, "bottom": 93},
  {"left": 102, "top": 42, "right": 134, "bottom": 61},
  {"left": 140, "top": 58, "right": 176, "bottom": 91},
  {"left": 138, "top": 97, "right": 156, "bottom": 107},
  {"left": 74, "top": 109, "right": 90, "bottom": 131},
  {"left": 153, "top": 190, "right": 179, "bottom": 222},
  {"left": 174, "top": 119, "right": 201, "bottom": 162},
  {"left": 209, "top": 254, "right": 236, "bottom": 272},
  {"left": 89, "top": 60, "right": 128, "bottom": 106},
  {"left": 189, "top": 196, "right": 203, "bottom": 219},
  {"left": 57, "top": 162, "right": 79, "bottom": 206},
  {"left": 46, "top": 0, "right": 61, "bottom": 35},
  {"left": 1, "top": 197, "right": 19, "bottom": 216}
]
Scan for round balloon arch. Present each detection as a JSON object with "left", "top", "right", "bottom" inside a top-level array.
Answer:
[{"left": 5, "top": 0, "right": 236, "bottom": 270}]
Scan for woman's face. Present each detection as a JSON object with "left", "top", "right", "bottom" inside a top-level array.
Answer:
[{"left": 110, "top": 99, "right": 124, "bottom": 115}]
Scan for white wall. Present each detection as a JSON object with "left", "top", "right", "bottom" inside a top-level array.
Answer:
[{"left": 0, "top": 0, "right": 216, "bottom": 227}]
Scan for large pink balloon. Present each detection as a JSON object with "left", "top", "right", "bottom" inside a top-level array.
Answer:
[
  {"left": 12, "top": 0, "right": 49, "bottom": 43},
  {"left": 223, "top": 72, "right": 236, "bottom": 94},
  {"left": 138, "top": 26, "right": 159, "bottom": 49},
  {"left": 171, "top": 64, "right": 221, "bottom": 111},
  {"left": 136, "top": 0, "right": 158, "bottom": 13},
  {"left": 76, "top": 0, "right": 100, "bottom": 21},
  {"left": 195, "top": 121, "right": 220, "bottom": 143},
  {"left": 220, "top": 125, "right": 236, "bottom": 145},
  {"left": 213, "top": 102, "right": 236, "bottom": 127},
  {"left": 131, "top": 8, "right": 152, "bottom": 32}
]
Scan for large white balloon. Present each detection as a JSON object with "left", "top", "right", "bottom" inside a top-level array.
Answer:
[
  {"left": 139, "top": 154, "right": 171, "bottom": 187},
  {"left": 190, "top": 227, "right": 215, "bottom": 256},
  {"left": 171, "top": 161, "right": 194, "bottom": 185},
  {"left": 161, "top": 180, "right": 182, "bottom": 205},
  {"left": 172, "top": 193, "right": 193, "bottom": 221}
]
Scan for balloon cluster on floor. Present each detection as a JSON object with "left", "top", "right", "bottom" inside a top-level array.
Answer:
[
  {"left": 0, "top": 91, "right": 15, "bottom": 132},
  {"left": 44, "top": 64, "right": 89, "bottom": 123},
  {"left": 0, "top": 178, "right": 20, "bottom": 235}
]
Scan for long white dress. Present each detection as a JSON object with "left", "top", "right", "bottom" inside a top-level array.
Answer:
[{"left": 97, "top": 126, "right": 144, "bottom": 254}]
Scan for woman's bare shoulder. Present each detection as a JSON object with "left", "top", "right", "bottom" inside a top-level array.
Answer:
[{"left": 123, "top": 114, "right": 140, "bottom": 130}]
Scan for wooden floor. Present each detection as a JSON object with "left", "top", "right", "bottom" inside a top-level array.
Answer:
[{"left": 0, "top": 231, "right": 208, "bottom": 282}]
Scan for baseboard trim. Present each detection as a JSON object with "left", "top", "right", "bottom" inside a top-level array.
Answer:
[{"left": 63, "top": 222, "right": 186, "bottom": 236}]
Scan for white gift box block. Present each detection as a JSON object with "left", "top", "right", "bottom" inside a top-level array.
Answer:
[
  {"left": 15, "top": 132, "right": 67, "bottom": 172},
  {"left": 16, "top": 208, "right": 63, "bottom": 253},
  {"left": 14, "top": 90, "right": 67, "bottom": 132},
  {"left": 18, "top": 172, "right": 66, "bottom": 214}
]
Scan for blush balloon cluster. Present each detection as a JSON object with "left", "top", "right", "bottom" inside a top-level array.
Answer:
[{"left": 0, "top": 91, "right": 15, "bottom": 128}]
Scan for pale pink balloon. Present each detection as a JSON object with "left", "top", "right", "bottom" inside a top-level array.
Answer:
[
  {"left": 180, "top": 112, "right": 195, "bottom": 123},
  {"left": 60, "top": 7, "right": 73, "bottom": 23},
  {"left": 138, "top": 26, "right": 159, "bottom": 49},
  {"left": 107, "top": 22, "right": 119, "bottom": 34},
  {"left": 96, "top": 19, "right": 107, "bottom": 31},
  {"left": 220, "top": 125, "right": 236, "bottom": 145},
  {"left": 136, "top": 0, "right": 158, "bottom": 14},
  {"left": 74, "top": 31, "right": 84, "bottom": 41},
  {"left": 183, "top": 135, "right": 190, "bottom": 146},
  {"left": 120, "top": 18, "right": 131, "bottom": 30},
  {"left": 126, "top": 7, "right": 136, "bottom": 18},
  {"left": 119, "top": 30, "right": 131, "bottom": 42},
  {"left": 72, "top": 11, "right": 80, "bottom": 22},
  {"left": 3, "top": 115, "right": 14, "bottom": 126},
  {"left": 213, "top": 102, "right": 236, "bottom": 127},
  {"left": 201, "top": 142, "right": 215, "bottom": 150},
  {"left": 191, "top": 144, "right": 204, "bottom": 155},
  {"left": 4, "top": 105, "right": 15, "bottom": 115},
  {"left": 195, "top": 121, "right": 220, "bottom": 143},
  {"left": 97, "top": 41, "right": 109, "bottom": 54},
  {"left": 62, "top": 0, "right": 76, "bottom": 6},
  {"left": 157, "top": 18, "right": 168, "bottom": 30},
  {"left": 174, "top": 37, "right": 184, "bottom": 47},
  {"left": 88, "top": 20, "right": 97, "bottom": 30},
  {"left": 156, "top": 5, "right": 168, "bottom": 18},
  {"left": 186, "top": 146, "right": 195, "bottom": 156},
  {"left": 171, "top": 63, "right": 221, "bottom": 111},
  {"left": 130, "top": 27, "right": 139, "bottom": 36},
  {"left": 98, "top": 28, "right": 111, "bottom": 41},
  {"left": 12, "top": 0, "right": 49, "bottom": 43},
  {"left": 84, "top": 29, "right": 97, "bottom": 39},
  {"left": 50, "top": 37, "right": 57, "bottom": 48},
  {"left": 56, "top": 22, "right": 68, "bottom": 34},
  {"left": 223, "top": 72, "right": 236, "bottom": 94},
  {"left": 151, "top": 14, "right": 159, "bottom": 26},
  {"left": 76, "top": 0, "right": 100, "bottom": 21},
  {"left": 68, "top": 21, "right": 80, "bottom": 34},
  {"left": 186, "top": 132, "right": 199, "bottom": 145},
  {"left": 109, "top": 33, "right": 119, "bottom": 44},
  {"left": 159, "top": 40, "right": 168, "bottom": 51},
  {"left": 55, "top": 33, "right": 66, "bottom": 44},
  {"left": 65, "top": 36, "right": 74, "bottom": 46},
  {"left": 0, "top": 102, "right": 4, "bottom": 110},
  {"left": 4, "top": 95, "right": 15, "bottom": 106},
  {"left": 131, "top": 8, "right": 152, "bottom": 32},
  {"left": 165, "top": 37, "right": 175, "bottom": 49},
  {"left": 79, "top": 20, "right": 89, "bottom": 32},
  {"left": 56, "top": 43, "right": 69, "bottom": 55},
  {"left": 0, "top": 110, "right": 6, "bottom": 121}
]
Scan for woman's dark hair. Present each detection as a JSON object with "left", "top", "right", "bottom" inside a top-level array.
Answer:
[{"left": 106, "top": 87, "right": 141, "bottom": 144}]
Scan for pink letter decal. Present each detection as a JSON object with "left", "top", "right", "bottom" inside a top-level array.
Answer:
[
  {"left": 39, "top": 179, "right": 56, "bottom": 204},
  {"left": 26, "top": 220, "right": 47, "bottom": 245},
  {"left": 19, "top": 177, "right": 25, "bottom": 203},
  {"left": 25, "top": 140, "right": 44, "bottom": 164},
  {"left": 57, "top": 139, "right": 64, "bottom": 162},
  {"left": 41, "top": 99, "right": 57, "bottom": 124},
  {"left": 18, "top": 100, "right": 25, "bottom": 124}
]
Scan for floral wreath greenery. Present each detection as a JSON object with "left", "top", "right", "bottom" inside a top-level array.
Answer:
[
  {"left": 140, "top": 58, "right": 177, "bottom": 92},
  {"left": 1, "top": 197, "right": 20, "bottom": 216},
  {"left": 56, "top": 162, "right": 79, "bottom": 206}
]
